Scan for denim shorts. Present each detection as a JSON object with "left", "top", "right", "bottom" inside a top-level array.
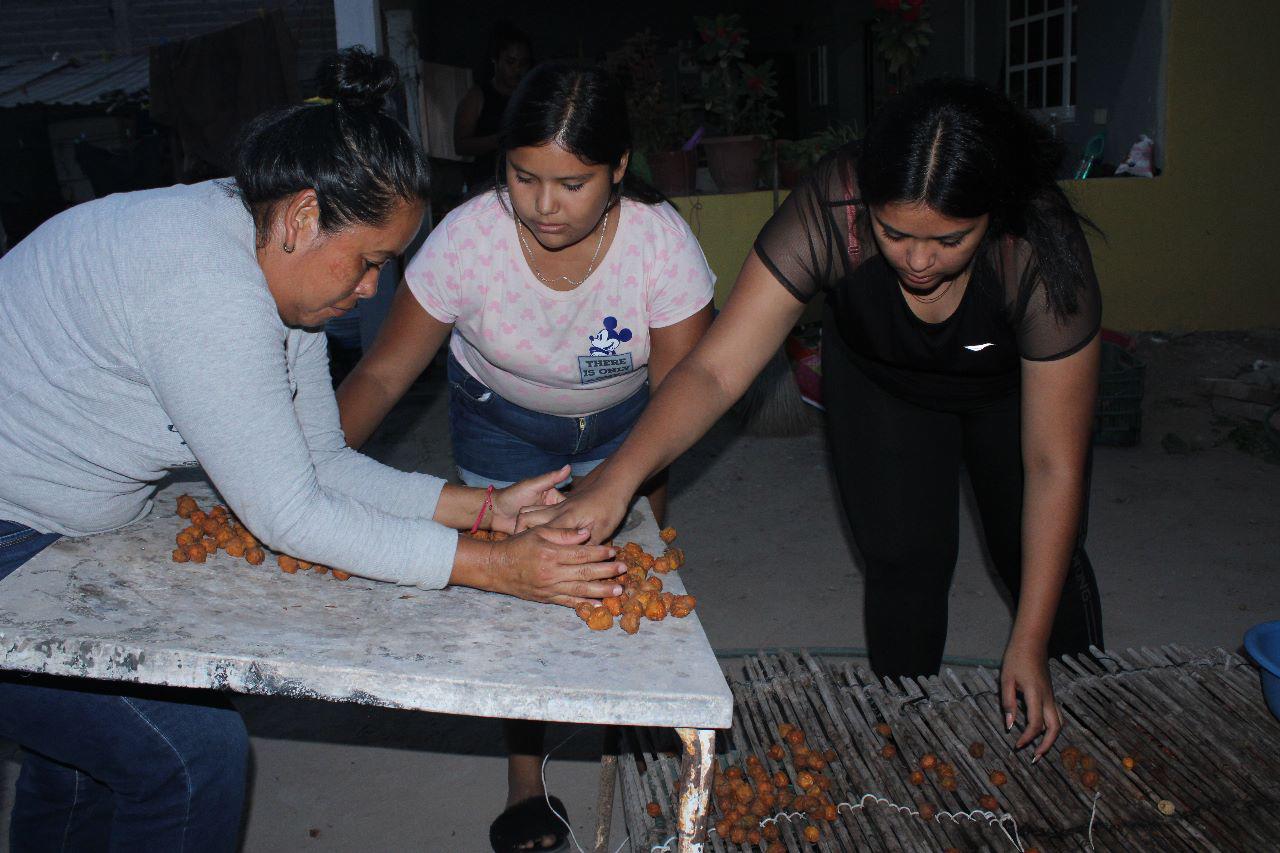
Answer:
[
  {"left": 447, "top": 352, "right": 648, "bottom": 487},
  {"left": 0, "top": 519, "right": 61, "bottom": 583}
]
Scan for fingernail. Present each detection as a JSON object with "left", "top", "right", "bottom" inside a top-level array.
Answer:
[
  {"left": 612, "top": 585, "right": 623, "bottom": 596},
  {"left": 578, "top": 528, "right": 589, "bottom": 535},
  {"left": 1005, "top": 714, "right": 1014, "bottom": 731},
  {"left": 1031, "top": 754, "right": 1040, "bottom": 764}
]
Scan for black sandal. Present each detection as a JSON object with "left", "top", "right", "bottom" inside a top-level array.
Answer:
[{"left": 489, "top": 794, "right": 570, "bottom": 853}]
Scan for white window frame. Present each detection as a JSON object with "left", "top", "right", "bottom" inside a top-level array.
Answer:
[{"left": 1006, "top": 0, "right": 1076, "bottom": 124}]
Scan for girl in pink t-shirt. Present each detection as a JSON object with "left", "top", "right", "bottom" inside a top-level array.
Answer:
[{"left": 337, "top": 61, "right": 713, "bottom": 852}]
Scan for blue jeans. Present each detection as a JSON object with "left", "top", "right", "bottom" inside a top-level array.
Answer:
[
  {"left": 0, "top": 521, "right": 249, "bottom": 852},
  {"left": 0, "top": 520, "right": 60, "bottom": 583},
  {"left": 447, "top": 352, "right": 648, "bottom": 487}
]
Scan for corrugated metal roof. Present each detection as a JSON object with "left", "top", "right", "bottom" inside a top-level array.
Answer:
[{"left": 0, "top": 55, "right": 149, "bottom": 108}]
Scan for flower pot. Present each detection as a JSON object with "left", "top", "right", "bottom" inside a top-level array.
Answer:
[
  {"left": 647, "top": 149, "right": 697, "bottom": 197},
  {"left": 702, "top": 135, "right": 766, "bottom": 194},
  {"left": 778, "top": 162, "right": 805, "bottom": 189}
]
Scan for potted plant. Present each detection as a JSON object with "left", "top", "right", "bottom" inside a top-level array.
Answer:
[
  {"left": 872, "top": 0, "right": 933, "bottom": 98},
  {"left": 694, "top": 13, "right": 781, "bottom": 193},
  {"left": 774, "top": 124, "right": 859, "bottom": 188},
  {"left": 606, "top": 31, "right": 696, "bottom": 196}
]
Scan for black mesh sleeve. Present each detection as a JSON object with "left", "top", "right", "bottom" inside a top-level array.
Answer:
[
  {"left": 753, "top": 149, "right": 861, "bottom": 303},
  {"left": 1005, "top": 219, "right": 1103, "bottom": 361}
]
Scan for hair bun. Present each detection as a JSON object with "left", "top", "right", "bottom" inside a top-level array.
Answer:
[{"left": 316, "top": 46, "right": 398, "bottom": 109}]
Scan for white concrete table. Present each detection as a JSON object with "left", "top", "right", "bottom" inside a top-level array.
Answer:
[{"left": 0, "top": 480, "right": 733, "bottom": 851}]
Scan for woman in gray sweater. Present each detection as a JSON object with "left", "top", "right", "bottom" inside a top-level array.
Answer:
[{"left": 0, "top": 48, "right": 624, "bottom": 851}]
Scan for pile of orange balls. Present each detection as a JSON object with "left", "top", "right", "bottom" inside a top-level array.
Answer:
[
  {"left": 170, "top": 494, "right": 351, "bottom": 581},
  {"left": 575, "top": 527, "right": 696, "bottom": 634},
  {"left": 710, "top": 723, "right": 839, "bottom": 850}
]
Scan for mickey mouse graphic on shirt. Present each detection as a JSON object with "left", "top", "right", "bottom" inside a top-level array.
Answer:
[
  {"left": 587, "top": 316, "right": 632, "bottom": 355},
  {"left": 578, "top": 316, "right": 635, "bottom": 384}
]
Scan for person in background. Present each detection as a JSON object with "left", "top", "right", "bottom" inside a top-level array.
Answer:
[
  {"left": 527, "top": 77, "right": 1105, "bottom": 761},
  {"left": 455, "top": 22, "right": 532, "bottom": 190},
  {"left": 0, "top": 48, "right": 625, "bottom": 851},
  {"left": 337, "top": 61, "right": 715, "bottom": 853}
]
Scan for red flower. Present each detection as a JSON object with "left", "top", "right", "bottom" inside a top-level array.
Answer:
[
  {"left": 746, "top": 76, "right": 764, "bottom": 93},
  {"left": 903, "top": 7, "right": 921, "bottom": 21},
  {"left": 699, "top": 29, "right": 713, "bottom": 43}
]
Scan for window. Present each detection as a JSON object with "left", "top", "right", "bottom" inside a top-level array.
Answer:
[
  {"left": 1006, "top": 0, "right": 1076, "bottom": 120},
  {"left": 808, "top": 46, "right": 828, "bottom": 108}
]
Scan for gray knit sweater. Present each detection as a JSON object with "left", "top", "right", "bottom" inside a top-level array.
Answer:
[{"left": 0, "top": 181, "right": 456, "bottom": 588}]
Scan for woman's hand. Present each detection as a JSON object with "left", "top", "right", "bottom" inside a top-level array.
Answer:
[
  {"left": 482, "top": 526, "right": 625, "bottom": 607},
  {"left": 1000, "top": 637, "right": 1062, "bottom": 759},
  {"left": 490, "top": 465, "right": 569, "bottom": 533},
  {"left": 516, "top": 475, "right": 632, "bottom": 543}
]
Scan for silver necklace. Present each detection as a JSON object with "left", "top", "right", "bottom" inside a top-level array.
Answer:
[{"left": 516, "top": 209, "right": 610, "bottom": 288}]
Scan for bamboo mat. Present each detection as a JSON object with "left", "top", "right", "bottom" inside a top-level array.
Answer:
[{"left": 619, "top": 646, "right": 1279, "bottom": 852}]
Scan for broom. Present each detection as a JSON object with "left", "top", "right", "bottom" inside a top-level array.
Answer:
[
  {"left": 729, "top": 345, "right": 817, "bottom": 437},
  {"left": 724, "top": 147, "right": 819, "bottom": 438}
]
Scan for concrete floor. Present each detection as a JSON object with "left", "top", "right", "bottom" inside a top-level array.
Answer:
[{"left": 2, "top": 330, "right": 1277, "bottom": 852}]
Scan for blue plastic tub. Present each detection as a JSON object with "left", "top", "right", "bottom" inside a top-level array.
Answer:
[{"left": 1244, "top": 620, "right": 1280, "bottom": 721}]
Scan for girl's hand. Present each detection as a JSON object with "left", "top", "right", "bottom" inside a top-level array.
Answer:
[
  {"left": 486, "top": 525, "right": 625, "bottom": 607},
  {"left": 1000, "top": 638, "right": 1063, "bottom": 760},
  {"left": 516, "top": 477, "right": 632, "bottom": 543},
  {"left": 490, "top": 465, "right": 570, "bottom": 533}
]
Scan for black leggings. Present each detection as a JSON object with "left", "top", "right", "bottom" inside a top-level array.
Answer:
[{"left": 822, "top": 330, "right": 1104, "bottom": 679}]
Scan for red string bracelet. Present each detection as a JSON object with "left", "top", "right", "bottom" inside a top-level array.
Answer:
[{"left": 469, "top": 484, "right": 495, "bottom": 535}]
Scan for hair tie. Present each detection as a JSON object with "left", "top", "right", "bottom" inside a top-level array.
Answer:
[{"left": 303, "top": 96, "right": 333, "bottom": 106}]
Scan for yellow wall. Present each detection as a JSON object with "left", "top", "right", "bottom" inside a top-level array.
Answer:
[
  {"left": 669, "top": 191, "right": 780, "bottom": 308},
  {"left": 673, "top": 2, "right": 1280, "bottom": 331},
  {"left": 1067, "top": 1, "right": 1280, "bottom": 330}
]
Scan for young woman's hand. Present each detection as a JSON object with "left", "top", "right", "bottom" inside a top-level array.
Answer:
[
  {"left": 1000, "top": 638, "right": 1063, "bottom": 759},
  {"left": 489, "top": 465, "right": 569, "bottom": 533},
  {"left": 484, "top": 526, "right": 625, "bottom": 607},
  {"left": 516, "top": 476, "right": 632, "bottom": 543}
]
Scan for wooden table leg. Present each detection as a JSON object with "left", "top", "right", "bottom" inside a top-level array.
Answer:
[
  {"left": 593, "top": 726, "right": 620, "bottom": 853},
  {"left": 675, "top": 727, "right": 715, "bottom": 852}
]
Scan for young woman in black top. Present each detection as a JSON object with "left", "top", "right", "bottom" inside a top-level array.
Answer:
[{"left": 528, "top": 78, "right": 1104, "bottom": 756}]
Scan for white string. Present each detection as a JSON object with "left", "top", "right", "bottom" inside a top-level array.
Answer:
[
  {"left": 542, "top": 731, "right": 1103, "bottom": 853},
  {"left": 1086, "top": 791, "right": 1102, "bottom": 849},
  {"left": 756, "top": 793, "right": 1024, "bottom": 850},
  {"left": 538, "top": 726, "right": 631, "bottom": 853}
]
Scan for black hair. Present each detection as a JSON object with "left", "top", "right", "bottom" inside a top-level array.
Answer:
[
  {"left": 858, "top": 77, "right": 1099, "bottom": 320},
  {"left": 233, "top": 47, "right": 430, "bottom": 244},
  {"left": 494, "top": 60, "right": 667, "bottom": 207},
  {"left": 489, "top": 22, "right": 531, "bottom": 62}
]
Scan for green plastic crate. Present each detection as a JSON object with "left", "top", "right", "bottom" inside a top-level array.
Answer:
[{"left": 1093, "top": 342, "right": 1145, "bottom": 446}]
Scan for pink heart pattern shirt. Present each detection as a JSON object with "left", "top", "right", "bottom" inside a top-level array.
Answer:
[{"left": 405, "top": 191, "right": 715, "bottom": 417}]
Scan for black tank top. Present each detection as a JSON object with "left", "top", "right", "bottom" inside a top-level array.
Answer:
[
  {"left": 466, "top": 79, "right": 510, "bottom": 186},
  {"left": 475, "top": 79, "right": 509, "bottom": 136},
  {"left": 827, "top": 255, "right": 1021, "bottom": 411}
]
